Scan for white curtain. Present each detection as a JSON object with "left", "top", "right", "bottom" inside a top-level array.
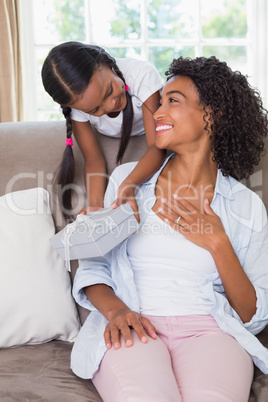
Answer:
[{"left": 0, "top": 0, "right": 23, "bottom": 122}]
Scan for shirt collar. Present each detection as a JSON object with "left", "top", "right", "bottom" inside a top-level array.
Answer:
[
  {"left": 213, "top": 170, "right": 235, "bottom": 201},
  {"left": 145, "top": 153, "right": 235, "bottom": 201}
]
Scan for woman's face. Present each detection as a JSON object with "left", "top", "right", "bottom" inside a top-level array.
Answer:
[
  {"left": 154, "top": 75, "right": 211, "bottom": 153},
  {"left": 69, "top": 65, "right": 127, "bottom": 117}
]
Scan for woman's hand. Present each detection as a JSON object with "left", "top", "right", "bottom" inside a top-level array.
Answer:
[
  {"left": 104, "top": 307, "right": 157, "bottom": 350},
  {"left": 158, "top": 195, "right": 226, "bottom": 253},
  {"left": 111, "top": 181, "right": 140, "bottom": 223},
  {"left": 158, "top": 195, "right": 258, "bottom": 323}
]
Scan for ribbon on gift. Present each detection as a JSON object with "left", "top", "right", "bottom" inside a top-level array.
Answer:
[
  {"left": 62, "top": 214, "right": 89, "bottom": 271},
  {"left": 61, "top": 209, "right": 117, "bottom": 271}
]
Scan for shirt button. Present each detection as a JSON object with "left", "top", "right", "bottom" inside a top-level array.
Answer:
[{"left": 243, "top": 339, "right": 249, "bottom": 345}]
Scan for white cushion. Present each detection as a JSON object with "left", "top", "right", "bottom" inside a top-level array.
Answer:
[{"left": 0, "top": 188, "right": 80, "bottom": 348}]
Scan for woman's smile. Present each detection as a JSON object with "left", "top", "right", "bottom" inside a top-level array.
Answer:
[
  {"left": 153, "top": 76, "right": 210, "bottom": 152},
  {"left": 155, "top": 123, "right": 174, "bottom": 135}
]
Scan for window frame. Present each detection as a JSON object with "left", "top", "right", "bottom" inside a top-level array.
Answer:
[{"left": 20, "top": 0, "right": 268, "bottom": 121}]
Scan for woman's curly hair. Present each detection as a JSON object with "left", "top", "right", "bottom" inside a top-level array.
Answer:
[{"left": 166, "top": 56, "right": 268, "bottom": 180}]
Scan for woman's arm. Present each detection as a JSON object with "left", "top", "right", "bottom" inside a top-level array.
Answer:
[
  {"left": 84, "top": 284, "right": 157, "bottom": 349},
  {"left": 208, "top": 232, "right": 257, "bottom": 323},
  {"left": 72, "top": 120, "right": 107, "bottom": 212}
]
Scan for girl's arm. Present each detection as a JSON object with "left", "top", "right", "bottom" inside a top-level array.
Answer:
[
  {"left": 72, "top": 120, "right": 107, "bottom": 213},
  {"left": 126, "top": 90, "right": 166, "bottom": 181},
  {"left": 142, "top": 90, "right": 161, "bottom": 147},
  {"left": 112, "top": 91, "right": 165, "bottom": 220},
  {"left": 84, "top": 284, "right": 157, "bottom": 349}
]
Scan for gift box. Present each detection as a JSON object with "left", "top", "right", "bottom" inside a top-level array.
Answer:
[{"left": 50, "top": 204, "right": 138, "bottom": 267}]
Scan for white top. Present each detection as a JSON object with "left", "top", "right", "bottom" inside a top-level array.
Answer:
[
  {"left": 71, "top": 156, "right": 268, "bottom": 379},
  {"left": 71, "top": 58, "right": 164, "bottom": 137},
  {"left": 127, "top": 209, "right": 215, "bottom": 316}
]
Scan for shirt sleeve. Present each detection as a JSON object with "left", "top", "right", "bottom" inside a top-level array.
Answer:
[
  {"left": 124, "top": 58, "right": 164, "bottom": 105},
  {"left": 233, "top": 200, "right": 268, "bottom": 334}
]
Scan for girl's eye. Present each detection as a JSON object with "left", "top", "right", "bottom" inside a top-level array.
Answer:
[
  {"left": 169, "top": 97, "right": 177, "bottom": 103},
  {"left": 90, "top": 107, "right": 99, "bottom": 114}
]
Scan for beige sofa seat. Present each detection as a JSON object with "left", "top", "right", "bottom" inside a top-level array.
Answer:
[{"left": 0, "top": 121, "right": 267, "bottom": 402}]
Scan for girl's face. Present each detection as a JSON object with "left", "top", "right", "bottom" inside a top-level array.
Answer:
[
  {"left": 154, "top": 75, "right": 211, "bottom": 153},
  {"left": 69, "top": 65, "right": 127, "bottom": 117}
]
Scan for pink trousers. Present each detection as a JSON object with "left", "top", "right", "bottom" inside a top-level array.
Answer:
[{"left": 92, "top": 315, "right": 253, "bottom": 402}]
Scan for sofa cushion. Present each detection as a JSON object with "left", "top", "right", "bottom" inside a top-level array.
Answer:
[
  {"left": 0, "top": 187, "right": 80, "bottom": 348},
  {"left": 0, "top": 341, "right": 102, "bottom": 402}
]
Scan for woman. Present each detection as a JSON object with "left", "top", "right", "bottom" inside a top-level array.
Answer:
[{"left": 71, "top": 56, "right": 268, "bottom": 401}]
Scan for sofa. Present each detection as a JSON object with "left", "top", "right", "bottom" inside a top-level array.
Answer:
[{"left": 0, "top": 120, "right": 267, "bottom": 402}]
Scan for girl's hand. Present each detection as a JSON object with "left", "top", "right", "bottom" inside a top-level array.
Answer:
[
  {"left": 104, "top": 308, "right": 157, "bottom": 350},
  {"left": 111, "top": 181, "right": 140, "bottom": 223},
  {"left": 158, "top": 196, "right": 226, "bottom": 253},
  {"left": 78, "top": 205, "right": 103, "bottom": 215}
]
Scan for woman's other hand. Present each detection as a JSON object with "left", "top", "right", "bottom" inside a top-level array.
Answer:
[
  {"left": 158, "top": 196, "right": 226, "bottom": 253},
  {"left": 104, "top": 307, "right": 157, "bottom": 350}
]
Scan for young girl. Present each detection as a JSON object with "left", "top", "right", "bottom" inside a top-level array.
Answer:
[{"left": 41, "top": 41, "right": 165, "bottom": 221}]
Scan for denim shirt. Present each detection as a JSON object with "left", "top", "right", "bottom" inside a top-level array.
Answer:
[{"left": 71, "top": 155, "right": 268, "bottom": 379}]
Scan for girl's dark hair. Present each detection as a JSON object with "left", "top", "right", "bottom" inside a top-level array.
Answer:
[
  {"left": 41, "top": 41, "right": 133, "bottom": 220},
  {"left": 166, "top": 56, "right": 268, "bottom": 180}
]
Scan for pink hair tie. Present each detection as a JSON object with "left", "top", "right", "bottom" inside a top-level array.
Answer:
[
  {"left": 125, "top": 84, "right": 129, "bottom": 91},
  {"left": 65, "top": 137, "right": 73, "bottom": 146}
]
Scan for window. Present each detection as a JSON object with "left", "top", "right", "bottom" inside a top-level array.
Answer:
[{"left": 21, "top": 0, "right": 267, "bottom": 121}]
